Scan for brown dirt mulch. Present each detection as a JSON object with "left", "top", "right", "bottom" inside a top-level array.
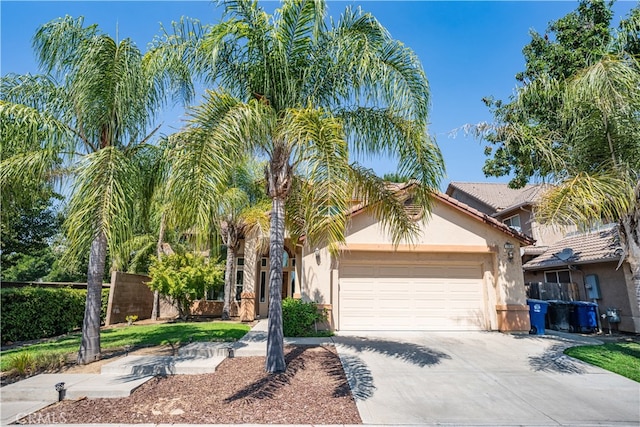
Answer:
[{"left": 31, "top": 346, "right": 362, "bottom": 424}]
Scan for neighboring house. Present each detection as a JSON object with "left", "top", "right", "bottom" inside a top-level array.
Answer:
[
  {"left": 522, "top": 225, "right": 640, "bottom": 334},
  {"left": 446, "top": 182, "right": 639, "bottom": 334},
  {"left": 445, "top": 182, "right": 568, "bottom": 257},
  {"left": 233, "top": 182, "right": 535, "bottom": 332}
]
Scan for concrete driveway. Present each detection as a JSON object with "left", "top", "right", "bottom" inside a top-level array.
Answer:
[{"left": 335, "top": 331, "right": 639, "bottom": 426}]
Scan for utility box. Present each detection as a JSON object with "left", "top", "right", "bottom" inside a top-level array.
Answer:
[{"left": 584, "top": 274, "right": 601, "bottom": 299}]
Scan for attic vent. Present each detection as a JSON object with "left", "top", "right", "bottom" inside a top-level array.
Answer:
[{"left": 403, "top": 197, "right": 424, "bottom": 220}]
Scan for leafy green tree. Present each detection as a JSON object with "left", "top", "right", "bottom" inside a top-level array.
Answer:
[
  {"left": 155, "top": 0, "right": 443, "bottom": 372},
  {"left": 0, "top": 17, "right": 187, "bottom": 363},
  {"left": 147, "top": 253, "right": 224, "bottom": 320},
  {"left": 382, "top": 172, "right": 412, "bottom": 183},
  {"left": 481, "top": 0, "right": 639, "bottom": 187},
  {"left": 1, "top": 249, "right": 55, "bottom": 282},
  {"left": 1, "top": 187, "right": 61, "bottom": 269},
  {"left": 1, "top": 132, "right": 62, "bottom": 281},
  {"left": 517, "top": 0, "right": 614, "bottom": 83}
]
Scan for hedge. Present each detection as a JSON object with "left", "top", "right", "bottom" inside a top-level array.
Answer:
[{"left": 1, "top": 287, "right": 109, "bottom": 344}]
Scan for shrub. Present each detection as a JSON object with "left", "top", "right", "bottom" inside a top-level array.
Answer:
[
  {"left": 0, "top": 286, "right": 110, "bottom": 344},
  {"left": 147, "top": 253, "right": 224, "bottom": 320},
  {"left": 35, "top": 352, "right": 67, "bottom": 371},
  {"left": 7, "top": 352, "right": 36, "bottom": 374},
  {"left": 125, "top": 314, "right": 138, "bottom": 325},
  {"left": 282, "top": 298, "right": 327, "bottom": 337}
]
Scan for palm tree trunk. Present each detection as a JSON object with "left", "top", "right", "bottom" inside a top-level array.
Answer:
[
  {"left": 78, "top": 230, "right": 107, "bottom": 364},
  {"left": 622, "top": 219, "right": 640, "bottom": 319},
  {"left": 222, "top": 236, "right": 236, "bottom": 320},
  {"left": 620, "top": 181, "right": 640, "bottom": 313},
  {"left": 266, "top": 196, "right": 286, "bottom": 373},
  {"left": 152, "top": 213, "right": 166, "bottom": 320}
]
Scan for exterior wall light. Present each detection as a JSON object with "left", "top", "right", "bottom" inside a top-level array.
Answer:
[
  {"left": 314, "top": 248, "right": 321, "bottom": 264},
  {"left": 504, "top": 242, "right": 515, "bottom": 261}
]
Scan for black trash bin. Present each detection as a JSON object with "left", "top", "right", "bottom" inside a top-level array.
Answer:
[
  {"left": 570, "top": 301, "right": 598, "bottom": 333},
  {"left": 527, "top": 299, "right": 549, "bottom": 335},
  {"left": 547, "top": 300, "right": 571, "bottom": 331}
]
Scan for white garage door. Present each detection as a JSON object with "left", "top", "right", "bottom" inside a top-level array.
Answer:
[{"left": 339, "top": 262, "right": 487, "bottom": 331}]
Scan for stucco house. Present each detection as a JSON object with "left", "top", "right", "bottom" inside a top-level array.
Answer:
[
  {"left": 231, "top": 182, "right": 535, "bottom": 332},
  {"left": 445, "top": 182, "right": 568, "bottom": 254},
  {"left": 522, "top": 225, "right": 640, "bottom": 334},
  {"left": 446, "top": 182, "right": 639, "bottom": 334}
]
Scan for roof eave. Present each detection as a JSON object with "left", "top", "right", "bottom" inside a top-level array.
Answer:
[{"left": 523, "top": 256, "right": 622, "bottom": 270}]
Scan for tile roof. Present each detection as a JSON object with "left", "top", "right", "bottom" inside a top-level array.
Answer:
[
  {"left": 522, "top": 225, "right": 622, "bottom": 270},
  {"left": 446, "top": 182, "right": 551, "bottom": 214}
]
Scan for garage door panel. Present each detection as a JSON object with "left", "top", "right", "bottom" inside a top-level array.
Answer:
[
  {"left": 339, "top": 257, "right": 487, "bottom": 331},
  {"left": 379, "top": 266, "right": 407, "bottom": 278}
]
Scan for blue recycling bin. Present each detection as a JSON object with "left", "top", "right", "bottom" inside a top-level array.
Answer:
[
  {"left": 527, "top": 299, "right": 549, "bottom": 335},
  {"left": 570, "top": 301, "right": 598, "bottom": 333}
]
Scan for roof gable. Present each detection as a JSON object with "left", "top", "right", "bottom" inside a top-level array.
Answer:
[
  {"left": 434, "top": 192, "right": 535, "bottom": 245},
  {"left": 350, "top": 182, "right": 535, "bottom": 245}
]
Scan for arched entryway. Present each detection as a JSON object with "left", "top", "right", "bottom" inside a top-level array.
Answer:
[{"left": 256, "top": 246, "right": 297, "bottom": 317}]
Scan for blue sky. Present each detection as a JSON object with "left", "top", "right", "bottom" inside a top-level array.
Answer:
[{"left": 1, "top": 1, "right": 637, "bottom": 189}]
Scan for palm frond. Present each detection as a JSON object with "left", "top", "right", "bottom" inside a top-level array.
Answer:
[
  {"left": 144, "top": 16, "right": 202, "bottom": 105},
  {"left": 33, "top": 15, "right": 98, "bottom": 77},
  {"left": 274, "top": 0, "right": 326, "bottom": 60},
  {"left": 64, "top": 146, "right": 140, "bottom": 262},
  {"left": 280, "top": 107, "right": 350, "bottom": 252},
  {"left": 348, "top": 164, "right": 420, "bottom": 246},
  {"left": 535, "top": 171, "right": 636, "bottom": 230},
  {"left": 0, "top": 100, "right": 70, "bottom": 154}
]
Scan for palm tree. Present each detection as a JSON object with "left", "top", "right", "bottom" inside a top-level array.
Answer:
[
  {"left": 155, "top": 0, "right": 444, "bottom": 372},
  {"left": 533, "top": 57, "right": 640, "bottom": 305},
  {"left": 475, "top": 55, "right": 640, "bottom": 310},
  {"left": 217, "top": 162, "right": 270, "bottom": 320},
  {"left": 0, "top": 16, "right": 188, "bottom": 363}
]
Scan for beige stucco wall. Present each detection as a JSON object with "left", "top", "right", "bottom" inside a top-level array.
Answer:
[
  {"left": 345, "top": 203, "right": 490, "bottom": 247},
  {"left": 300, "top": 201, "right": 529, "bottom": 331},
  {"left": 300, "top": 244, "right": 333, "bottom": 305},
  {"left": 528, "top": 218, "right": 572, "bottom": 247}
]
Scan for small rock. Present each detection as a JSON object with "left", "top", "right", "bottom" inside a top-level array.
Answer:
[
  {"left": 151, "top": 410, "right": 162, "bottom": 416},
  {"left": 170, "top": 409, "right": 185, "bottom": 416}
]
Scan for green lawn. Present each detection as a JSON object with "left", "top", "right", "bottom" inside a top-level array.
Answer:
[
  {"left": 0, "top": 321, "right": 250, "bottom": 372},
  {"left": 564, "top": 342, "right": 640, "bottom": 382}
]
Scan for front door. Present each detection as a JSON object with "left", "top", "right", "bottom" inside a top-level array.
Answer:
[
  {"left": 257, "top": 249, "right": 296, "bottom": 317},
  {"left": 282, "top": 272, "right": 289, "bottom": 299}
]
